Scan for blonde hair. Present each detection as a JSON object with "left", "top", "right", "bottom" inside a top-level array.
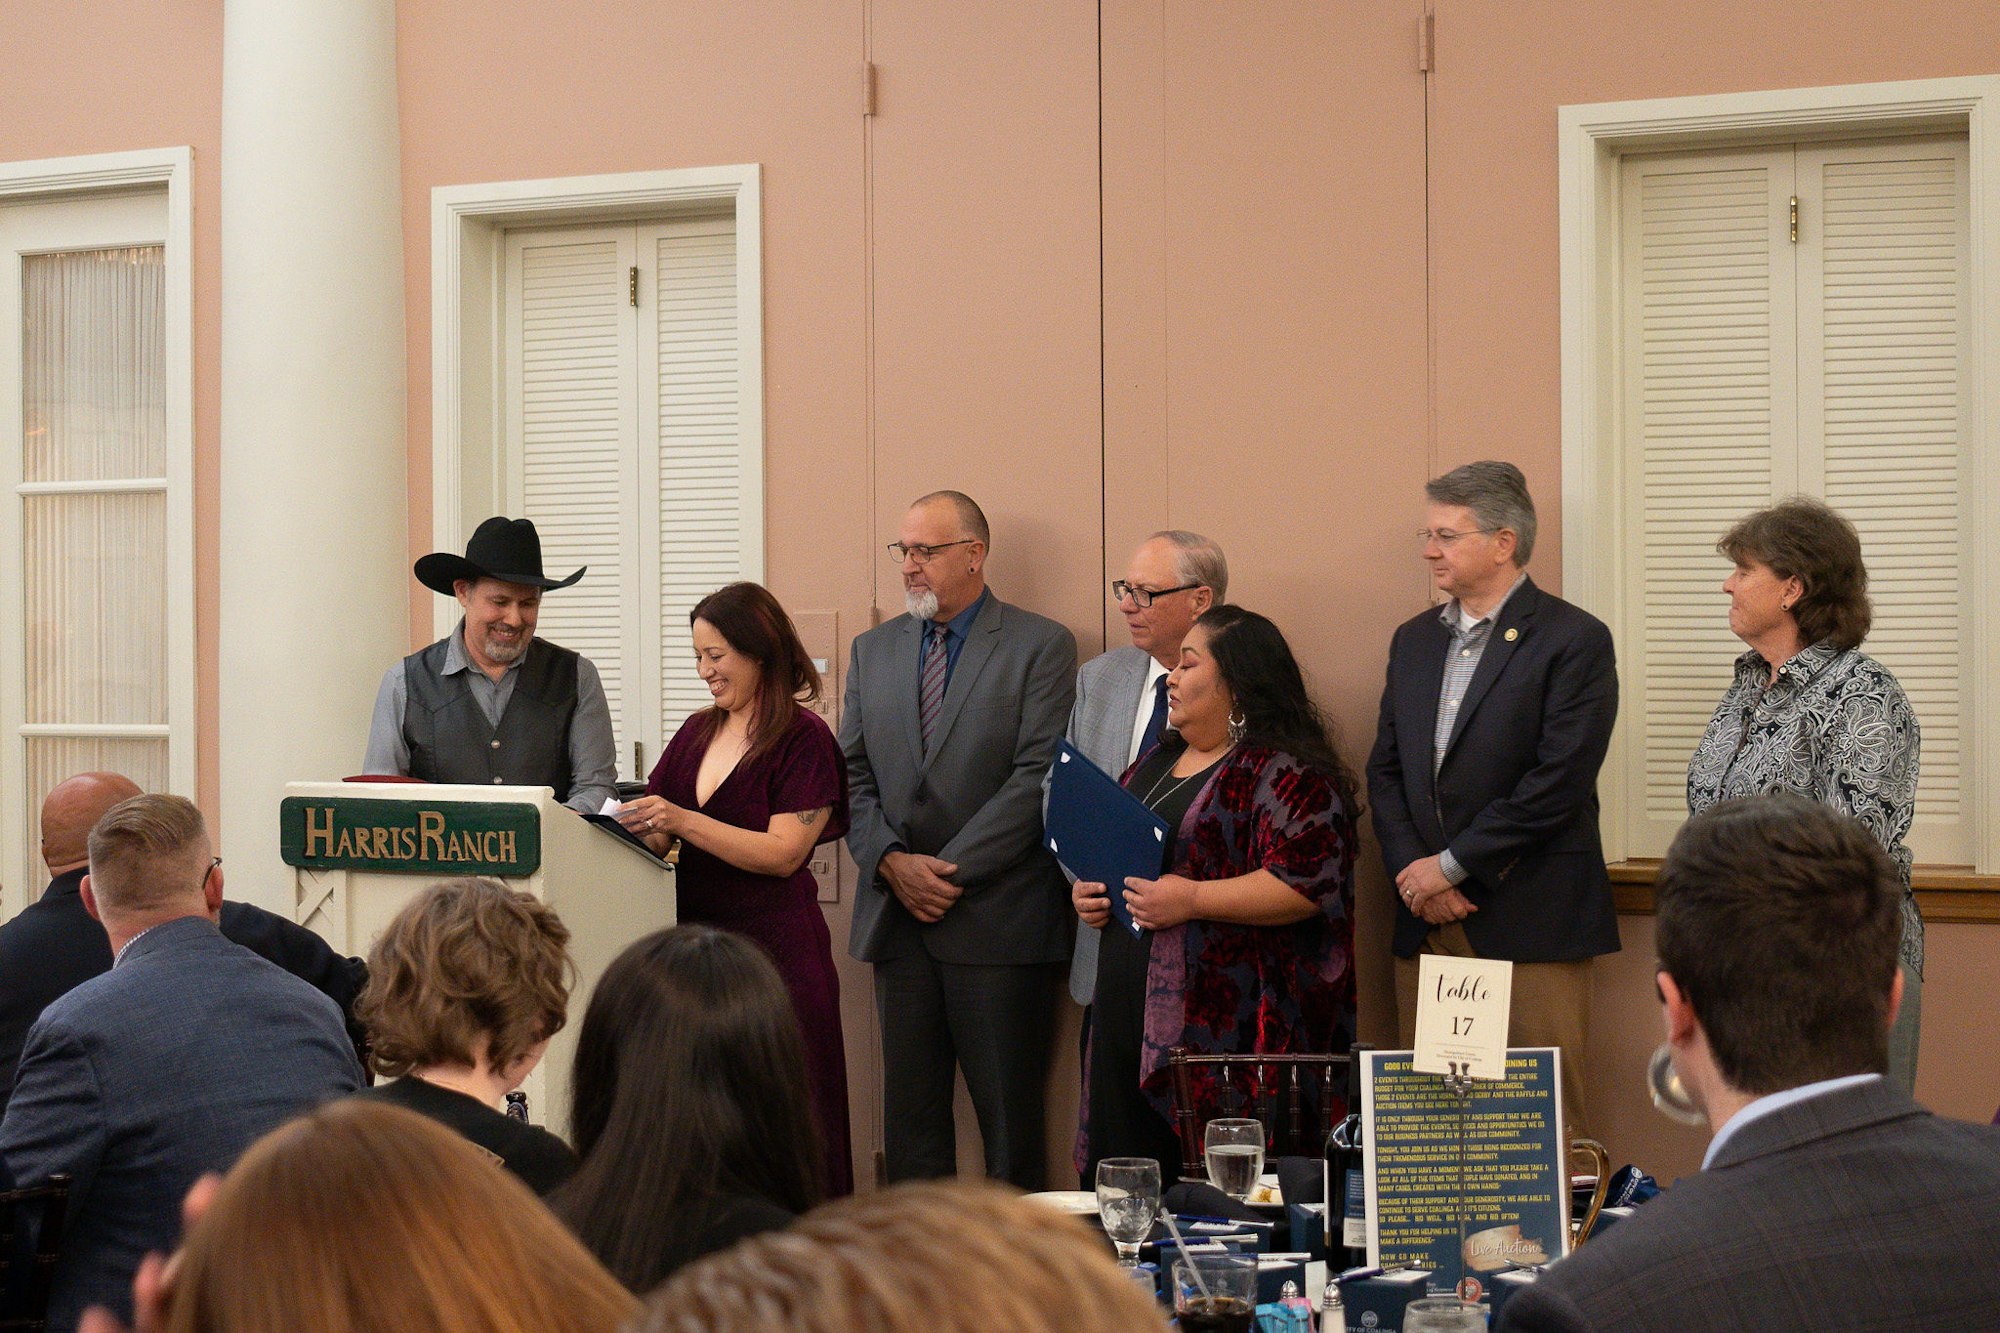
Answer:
[
  {"left": 634, "top": 1179, "right": 1163, "bottom": 1332},
  {"left": 355, "top": 877, "right": 573, "bottom": 1078},
  {"left": 85, "top": 793, "right": 209, "bottom": 915},
  {"left": 164, "top": 1100, "right": 638, "bottom": 1333}
]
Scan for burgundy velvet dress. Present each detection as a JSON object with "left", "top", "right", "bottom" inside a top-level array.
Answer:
[{"left": 647, "top": 706, "right": 854, "bottom": 1196}]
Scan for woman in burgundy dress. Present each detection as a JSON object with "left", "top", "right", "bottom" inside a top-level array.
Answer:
[{"left": 614, "top": 581, "right": 853, "bottom": 1194}]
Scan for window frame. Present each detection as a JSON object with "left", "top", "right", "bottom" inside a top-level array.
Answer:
[
  {"left": 1558, "top": 78, "right": 2000, "bottom": 920},
  {"left": 0, "top": 147, "right": 195, "bottom": 918}
]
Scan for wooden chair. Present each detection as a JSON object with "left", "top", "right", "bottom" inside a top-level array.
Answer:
[
  {"left": 0, "top": 1174, "right": 72, "bottom": 1333},
  {"left": 1166, "top": 1047, "right": 1352, "bottom": 1180}
]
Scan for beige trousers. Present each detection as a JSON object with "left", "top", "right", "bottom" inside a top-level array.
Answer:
[{"left": 1394, "top": 923, "right": 1594, "bottom": 1143}]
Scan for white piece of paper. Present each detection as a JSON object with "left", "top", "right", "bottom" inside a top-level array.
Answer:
[
  {"left": 1412, "top": 953, "right": 1513, "bottom": 1080},
  {"left": 599, "top": 796, "right": 622, "bottom": 816}
]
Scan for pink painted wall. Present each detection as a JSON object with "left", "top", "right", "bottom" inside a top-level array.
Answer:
[{"left": 0, "top": 0, "right": 226, "bottom": 828}]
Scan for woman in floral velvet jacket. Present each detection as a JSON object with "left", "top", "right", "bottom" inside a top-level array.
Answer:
[{"left": 1073, "top": 605, "right": 1357, "bottom": 1179}]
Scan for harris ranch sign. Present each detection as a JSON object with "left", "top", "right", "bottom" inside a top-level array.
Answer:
[{"left": 279, "top": 797, "right": 541, "bottom": 877}]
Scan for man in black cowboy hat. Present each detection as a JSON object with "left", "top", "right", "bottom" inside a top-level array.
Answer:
[{"left": 363, "top": 516, "right": 618, "bottom": 815}]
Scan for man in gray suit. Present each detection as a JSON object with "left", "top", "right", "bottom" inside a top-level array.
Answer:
[
  {"left": 1498, "top": 793, "right": 2000, "bottom": 1332},
  {"left": 0, "top": 795, "right": 361, "bottom": 1331},
  {"left": 1061, "top": 530, "right": 1225, "bottom": 1009},
  {"left": 843, "top": 490, "right": 1077, "bottom": 1188}
]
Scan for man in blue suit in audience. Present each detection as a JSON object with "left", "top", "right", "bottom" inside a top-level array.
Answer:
[
  {"left": 1498, "top": 795, "right": 2000, "bottom": 1332},
  {"left": 0, "top": 773, "right": 368, "bottom": 1121},
  {"left": 0, "top": 794, "right": 362, "bottom": 1332}
]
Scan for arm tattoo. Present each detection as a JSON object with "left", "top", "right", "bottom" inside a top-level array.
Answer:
[{"left": 795, "top": 806, "right": 829, "bottom": 827}]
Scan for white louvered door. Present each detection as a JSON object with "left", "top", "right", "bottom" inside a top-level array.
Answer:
[
  {"left": 1618, "top": 135, "right": 1971, "bottom": 863},
  {"left": 503, "top": 215, "right": 754, "bottom": 784}
]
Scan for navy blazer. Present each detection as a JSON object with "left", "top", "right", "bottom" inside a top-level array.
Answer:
[
  {"left": 1366, "top": 576, "right": 1620, "bottom": 963},
  {"left": 842, "top": 592, "right": 1078, "bottom": 967},
  {"left": 0, "top": 869, "right": 367, "bottom": 1120},
  {"left": 1497, "top": 1078, "right": 2000, "bottom": 1331},
  {"left": 0, "top": 915, "right": 363, "bottom": 1331}
]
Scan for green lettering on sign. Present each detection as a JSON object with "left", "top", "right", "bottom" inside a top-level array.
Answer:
[{"left": 279, "top": 797, "right": 541, "bottom": 877}]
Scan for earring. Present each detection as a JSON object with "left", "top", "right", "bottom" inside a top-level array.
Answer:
[{"left": 1227, "top": 708, "right": 1247, "bottom": 746}]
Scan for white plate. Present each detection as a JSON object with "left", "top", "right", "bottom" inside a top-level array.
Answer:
[{"left": 1021, "top": 1190, "right": 1100, "bottom": 1215}]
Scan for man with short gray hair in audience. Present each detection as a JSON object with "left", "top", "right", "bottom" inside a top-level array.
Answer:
[
  {"left": 0, "top": 795, "right": 361, "bottom": 1332},
  {"left": 1057, "top": 532, "right": 1225, "bottom": 1099},
  {"left": 1367, "top": 460, "right": 1619, "bottom": 1140},
  {"left": 1498, "top": 794, "right": 2000, "bottom": 1331}
]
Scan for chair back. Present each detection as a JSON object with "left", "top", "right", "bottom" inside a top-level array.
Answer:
[
  {"left": 1166, "top": 1047, "right": 1351, "bottom": 1180},
  {"left": 0, "top": 1174, "right": 72, "bottom": 1332},
  {"left": 1568, "top": 1138, "right": 1612, "bottom": 1248}
]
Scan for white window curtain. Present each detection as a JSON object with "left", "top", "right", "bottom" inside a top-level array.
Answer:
[{"left": 20, "top": 247, "right": 170, "bottom": 805}]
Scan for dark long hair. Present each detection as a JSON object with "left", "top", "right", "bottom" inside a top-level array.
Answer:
[
  {"left": 1195, "top": 605, "right": 1361, "bottom": 821},
  {"left": 688, "top": 582, "right": 822, "bottom": 760},
  {"left": 552, "top": 926, "right": 824, "bottom": 1292}
]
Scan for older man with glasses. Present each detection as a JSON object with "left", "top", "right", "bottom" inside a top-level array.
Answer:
[
  {"left": 1054, "top": 532, "right": 1227, "bottom": 1038},
  {"left": 841, "top": 490, "right": 1077, "bottom": 1190}
]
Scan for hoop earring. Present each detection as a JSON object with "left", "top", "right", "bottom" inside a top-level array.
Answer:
[{"left": 1227, "top": 708, "right": 1247, "bottom": 746}]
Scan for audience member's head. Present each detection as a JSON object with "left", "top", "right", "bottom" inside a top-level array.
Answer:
[
  {"left": 354, "top": 877, "right": 572, "bottom": 1084},
  {"left": 632, "top": 1179, "right": 1166, "bottom": 1333},
  {"left": 81, "top": 794, "right": 220, "bottom": 941},
  {"left": 39, "top": 771, "right": 143, "bottom": 874},
  {"left": 159, "top": 1100, "right": 638, "bottom": 1333},
  {"left": 554, "top": 925, "right": 823, "bottom": 1292},
  {"left": 1656, "top": 793, "right": 1903, "bottom": 1108}
]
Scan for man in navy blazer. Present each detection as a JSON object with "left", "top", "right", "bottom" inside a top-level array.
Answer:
[
  {"left": 0, "top": 794, "right": 362, "bottom": 1331},
  {"left": 1366, "top": 461, "right": 1618, "bottom": 1138},
  {"left": 1498, "top": 795, "right": 2000, "bottom": 1332},
  {"left": 0, "top": 773, "right": 367, "bottom": 1120},
  {"left": 843, "top": 490, "right": 1076, "bottom": 1189}
]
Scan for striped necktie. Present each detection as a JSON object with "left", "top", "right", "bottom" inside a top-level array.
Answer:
[{"left": 920, "top": 622, "right": 949, "bottom": 754}]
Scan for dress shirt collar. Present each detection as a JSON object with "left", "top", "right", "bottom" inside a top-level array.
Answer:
[
  {"left": 932, "top": 587, "right": 990, "bottom": 643},
  {"left": 1731, "top": 637, "right": 1841, "bottom": 695},
  {"left": 113, "top": 913, "right": 219, "bottom": 967},
  {"left": 1437, "top": 571, "right": 1528, "bottom": 635},
  {"left": 1702, "top": 1072, "right": 1881, "bottom": 1169},
  {"left": 444, "top": 617, "right": 524, "bottom": 679}
]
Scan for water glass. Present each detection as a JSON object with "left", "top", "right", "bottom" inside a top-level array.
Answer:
[
  {"left": 1403, "top": 1296, "right": 1489, "bottom": 1332},
  {"left": 1172, "top": 1252, "right": 1258, "bottom": 1332},
  {"left": 1203, "top": 1118, "right": 1266, "bottom": 1200},
  {"left": 1094, "top": 1157, "right": 1161, "bottom": 1267}
]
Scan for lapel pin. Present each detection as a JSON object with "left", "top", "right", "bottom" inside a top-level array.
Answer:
[{"left": 1504, "top": 627, "right": 1519, "bottom": 642}]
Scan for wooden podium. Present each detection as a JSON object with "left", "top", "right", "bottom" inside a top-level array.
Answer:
[{"left": 280, "top": 781, "right": 676, "bottom": 1139}]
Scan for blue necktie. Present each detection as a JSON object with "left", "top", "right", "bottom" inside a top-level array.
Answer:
[{"left": 1137, "top": 673, "right": 1169, "bottom": 758}]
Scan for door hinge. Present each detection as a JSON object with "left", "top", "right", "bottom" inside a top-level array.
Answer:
[
  {"left": 1417, "top": 13, "right": 1435, "bottom": 72},
  {"left": 628, "top": 265, "right": 639, "bottom": 307},
  {"left": 633, "top": 740, "right": 644, "bottom": 780},
  {"left": 1789, "top": 194, "right": 1799, "bottom": 244},
  {"left": 862, "top": 61, "right": 878, "bottom": 117}
]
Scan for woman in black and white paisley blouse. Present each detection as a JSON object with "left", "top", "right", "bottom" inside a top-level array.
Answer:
[{"left": 1686, "top": 496, "right": 1922, "bottom": 1091}]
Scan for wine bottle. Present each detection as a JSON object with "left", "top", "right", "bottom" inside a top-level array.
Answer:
[{"left": 1323, "top": 1042, "right": 1370, "bottom": 1269}]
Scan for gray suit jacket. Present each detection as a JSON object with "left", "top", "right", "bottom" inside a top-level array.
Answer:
[
  {"left": 843, "top": 592, "right": 1077, "bottom": 966},
  {"left": 1058, "top": 646, "right": 1155, "bottom": 1002},
  {"left": 1497, "top": 1078, "right": 2000, "bottom": 1332},
  {"left": 0, "top": 915, "right": 363, "bottom": 1331}
]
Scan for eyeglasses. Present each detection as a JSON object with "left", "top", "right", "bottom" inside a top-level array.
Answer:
[
  {"left": 887, "top": 539, "right": 976, "bottom": 565},
  {"left": 1111, "top": 580, "right": 1201, "bottom": 609},
  {"left": 200, "top": 856, "right": 221, "bottom": 892},
  {"left": 1418, "top": 527, "right": 1498, "bottom": 548}
]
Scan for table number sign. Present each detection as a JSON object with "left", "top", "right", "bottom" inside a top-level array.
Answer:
[{"left": 1413, "top": 954, "right": 1513, "bottom": 1081}]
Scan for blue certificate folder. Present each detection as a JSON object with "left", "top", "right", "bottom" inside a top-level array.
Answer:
[{"left": 1044, "top": 741, "right": 1168, "bottom": 938}]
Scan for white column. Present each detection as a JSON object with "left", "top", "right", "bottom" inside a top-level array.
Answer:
[{"left": 219, "top": 0, "right": 407, "bottom": 912}]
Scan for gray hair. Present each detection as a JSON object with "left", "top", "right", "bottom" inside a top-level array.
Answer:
[
  {"left": 1425, "top": 461, "right": 1537, "bottom": 566},
  {"left": 912, "top": 491, "right": 990, "bottom": 548},
  {"left": 1149, "top": 530, "right": 1228, "bottom": 603}
]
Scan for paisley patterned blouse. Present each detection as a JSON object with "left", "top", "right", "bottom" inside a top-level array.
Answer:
[
  {"left": 1685, "top": 639, "right": 1923, "bottom": 974},
  {"left": 1138, "top": 744, "right": 1357, "bottom": 1119}
]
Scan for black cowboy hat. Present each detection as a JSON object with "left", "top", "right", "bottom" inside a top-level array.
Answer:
[{"left": 414, "top": 516, "right": 586, "bottom": 595}]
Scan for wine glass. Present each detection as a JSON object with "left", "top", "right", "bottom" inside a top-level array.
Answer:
[
  {"left": 1094, "top": 1157, "right": 1161, "bottom": 1267},
  {"left": 1203, "top": 1118, "right": 1265, "bottom": 1200}
]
